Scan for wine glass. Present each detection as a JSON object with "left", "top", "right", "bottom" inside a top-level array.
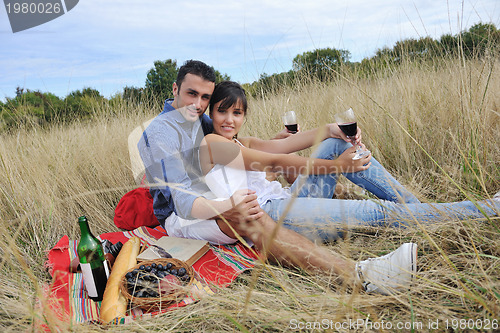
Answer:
[
  {"left": 282, "top": 110, "right": 298, "bottom": 134},
  {"left": 334, "top": 108, "right": 370, "bottom": 160}
]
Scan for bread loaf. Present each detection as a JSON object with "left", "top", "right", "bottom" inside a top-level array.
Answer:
[{"left": 99, "top": 236, "right": 141, "bottom": 323}]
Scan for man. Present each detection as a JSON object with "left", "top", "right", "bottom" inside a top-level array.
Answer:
[{"left": 138, "top": 60, "right": 417, "bottom": 295}]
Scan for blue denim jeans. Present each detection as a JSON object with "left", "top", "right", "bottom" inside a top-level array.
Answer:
[{"left": 262, "top": 138, "right": 499, "bottom": 241}]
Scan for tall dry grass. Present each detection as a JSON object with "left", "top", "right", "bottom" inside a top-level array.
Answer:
[{"left": 0, "top": 56, "right": 499, "bottom": 332}]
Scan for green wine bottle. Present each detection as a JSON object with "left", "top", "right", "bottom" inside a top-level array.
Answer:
[{"left": 77, "top": 216, "right": 110, "bottom": 302}]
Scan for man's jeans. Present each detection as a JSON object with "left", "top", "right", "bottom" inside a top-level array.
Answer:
[{"left": 262, "top": 138, "right": 499, "bottom": 241}]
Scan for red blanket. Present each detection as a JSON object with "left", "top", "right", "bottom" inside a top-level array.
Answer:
[{"left": 42, "top": 226, "right": 258, "bottom": 327}]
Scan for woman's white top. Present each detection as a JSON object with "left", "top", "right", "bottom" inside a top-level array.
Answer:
[{"left": 204, "top": 138, "right": 291, "bottom": 206}]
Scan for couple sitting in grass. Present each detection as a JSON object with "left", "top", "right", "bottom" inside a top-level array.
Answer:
[{"left": 138, "top": 60, "right": 499, "bottom": 295}]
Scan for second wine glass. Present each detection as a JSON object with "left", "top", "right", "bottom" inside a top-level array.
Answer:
[
  {"left": 334, "top": 108, "right": 370, "bottom": 160},
  {"left": 282, "top": 110, "right": 298, "bottom": 134}
]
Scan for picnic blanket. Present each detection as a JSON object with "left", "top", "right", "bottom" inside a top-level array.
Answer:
[{"left": 43, "top": 226, "right": 258, "bottom": 326}]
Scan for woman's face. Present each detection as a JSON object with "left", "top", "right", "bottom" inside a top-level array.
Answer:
[{"left": 211, "top": 99, "right": 246, "bottom": 140}]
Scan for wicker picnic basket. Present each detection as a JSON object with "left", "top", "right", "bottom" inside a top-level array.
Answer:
[{"left": 119, "top": 258, "right": 194, "bottom": 311}]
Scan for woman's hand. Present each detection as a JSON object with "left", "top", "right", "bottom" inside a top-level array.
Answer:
[
  {"left": 222, "top": 189, "right": 264, "bottom": 222},
  {"left": 272, "top": 124, "right": 301, "bottom": 140},
  {"left": 328, "top": 123, "right": 362, "bottom": 145},
  {"left": 334, "top": 145, "right": 371, "bottom": 173},
  {"left": 217, "top": 189, "right": 267, "bottom": 239}
]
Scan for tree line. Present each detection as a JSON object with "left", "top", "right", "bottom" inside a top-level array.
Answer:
[
  {"left": 1, "top": 22, "right": 497, "bottom": 131},
  {"left": 248, "top": 22, "right": 499, "bottom": 96}
]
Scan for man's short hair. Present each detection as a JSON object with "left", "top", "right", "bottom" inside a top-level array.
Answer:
[{"left": 176, "top": 60, "right": 216, "bottom": 90}]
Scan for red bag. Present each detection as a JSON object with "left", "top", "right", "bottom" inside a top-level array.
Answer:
[{"left": 114, "top": 187, "right": 159, "bottom": 230}]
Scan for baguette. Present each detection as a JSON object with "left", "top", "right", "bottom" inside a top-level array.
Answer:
[{"left": 100, "top": 236, "right": 141, "bottom": 323}]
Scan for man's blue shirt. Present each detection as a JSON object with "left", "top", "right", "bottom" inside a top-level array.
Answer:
[{"left": 138, "top": 100, "right": 214, "bottom": 225}]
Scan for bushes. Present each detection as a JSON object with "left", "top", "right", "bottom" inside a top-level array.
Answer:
[
  {"left": 0, "top": 87, "right": 106, "bottom": 131},
  {"left": 1, "top": 89, "right": 63, "bottom": 130}
]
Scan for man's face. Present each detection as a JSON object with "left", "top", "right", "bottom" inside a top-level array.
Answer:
[{"left": 172, "top": 73, "right": 215, "bottom": 122}]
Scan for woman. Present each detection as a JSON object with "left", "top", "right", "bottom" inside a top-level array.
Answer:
[{"left": 198, "top": 81, "right": 499, "bottom": 241}]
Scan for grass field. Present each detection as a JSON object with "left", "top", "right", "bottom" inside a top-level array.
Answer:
[{"left": 0, "top": 57, "right": 499, "bottom": 332}]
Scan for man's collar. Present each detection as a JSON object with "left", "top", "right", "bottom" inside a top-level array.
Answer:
[
  {"left": 172, "top": 109, "right": 191, "bottom": 124},
  {"left": 163, "top": 99, "right": 175, "bottom": 112}
]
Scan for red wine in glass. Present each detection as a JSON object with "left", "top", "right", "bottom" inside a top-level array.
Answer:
[
  {"left": 338, "top": 122, "right": 357, "bottom": 137},
  {"left": 285, "top": 123, "right": 298, "bottom": 133}
]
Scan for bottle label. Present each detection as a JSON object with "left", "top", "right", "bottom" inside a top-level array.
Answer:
[
  {"left": 80, "top": 262, "right": 98, "bottom": 297},
  {"left": 80, "top": 260, "right": 110, "bottom": 299}
]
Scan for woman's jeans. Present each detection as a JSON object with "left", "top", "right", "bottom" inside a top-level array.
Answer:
[{"left": 262, "top": 138, "right": 499, "bottom": 241}]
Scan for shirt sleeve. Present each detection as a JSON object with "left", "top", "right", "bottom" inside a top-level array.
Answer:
[{"left": 138, "top": 123, "right": 199, "bottom": 220}]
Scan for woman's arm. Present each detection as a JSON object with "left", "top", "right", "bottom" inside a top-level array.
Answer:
[
  {"left": 241, "top": 123, "right": 361, "bottom": 154},
  {"left": 190, "top": 190, "right": 263, "bottom": 221},
  {"left": 200, "top": 133, "right": 371, "bottom": 178}
]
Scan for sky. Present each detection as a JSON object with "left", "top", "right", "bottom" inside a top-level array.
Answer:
[{"left": 0, "top": 0, "right": 498, "bottom": 102}]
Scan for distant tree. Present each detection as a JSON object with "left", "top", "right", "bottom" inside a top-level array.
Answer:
[
  {"left": 145, "top": 59, "right": 178, "bottom": 101},
  {"left": 0, "top": 89, "right": 63, "bottom": 129},
  {"left": 460, "top": 22, "right": 500, "bottom": 57},
  {"left": 63, "top": 87, "right": 103, "bottom": 119},
  {"left": 438, "top": 33, "right": 458, "bottom": 57},
  {"left": 214, "top": 69, "right": 230, "bottom": 84},
  {"left": 16, "top": 86, "right": 24, "bottom": 97},
  {"left": 122, "top": 86, "right": 143, "bottom": 104},
  {"left": 391, "top": 37, "right": 439, "bottom": 62},
  {"left": 65, "top": 87, "right": 102, "bottom": 99},
  {"left": 249, "top": 70, "right": 297, "bottom": 97},
  {"left": 293, "top": 47, "right": 351, "bottom": 80},
  {"left": 37, "top": 91, "right": 64, "bottom": 121},
  {"left": 354, "top": 22, "right": 499, "bottom": 77}
]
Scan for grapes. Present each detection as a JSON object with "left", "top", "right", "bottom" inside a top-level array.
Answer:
[{"left": 126, "top": 261, "right": 191, "bottom": 298}]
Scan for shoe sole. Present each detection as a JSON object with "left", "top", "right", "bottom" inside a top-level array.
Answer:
[
  {"left": 392, "top": 242, "right": 417, "bottom": 292},
  {"left": 408, "top": 243, "right": 417, "bottom": 285},
  {"left": 391, "top": 242, "right": 417, "bottom": 291}
]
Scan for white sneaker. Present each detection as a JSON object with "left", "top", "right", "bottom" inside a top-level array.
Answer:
[{"left": 356, "top": 243, "right": 417, "bottom": 295}]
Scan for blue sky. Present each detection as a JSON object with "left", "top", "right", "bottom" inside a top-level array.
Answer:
[{"left": 0, "top": 0, "right": 498, "bottom": 101}]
